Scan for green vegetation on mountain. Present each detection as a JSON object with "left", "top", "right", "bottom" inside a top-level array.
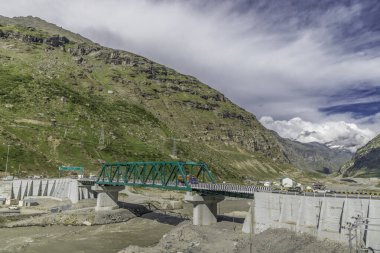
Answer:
[
  {"left": 340, "top": 134, "right": 380, "bottom": 177},
  {"left": 0, "top": 16, "right": 302, "bottom": 181}
]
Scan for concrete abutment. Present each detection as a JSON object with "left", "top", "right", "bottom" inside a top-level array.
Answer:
[
  {"left": 0, "top": 179, "right": 95, "bottom": 205},
  {"left": 251, "top": 192, "right": 380, "bottom": 250}
]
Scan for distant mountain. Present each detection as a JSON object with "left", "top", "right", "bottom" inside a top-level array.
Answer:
[
  {"left": 0, "top": 15, "right": 298, "bottom": 180},
  {"left": 274, "top": 131, "right": 353, "bottom": 174},
  {"left": 340, "top": 134, "right": 380, "bottom": 177}
]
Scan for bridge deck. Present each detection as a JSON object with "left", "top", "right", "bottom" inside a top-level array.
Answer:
[
  {"left": 78, "top": 178, "right": 380, "bottom": 199},
  {"left": 78, "top": 179, "right": 271, "bottom": 198}
]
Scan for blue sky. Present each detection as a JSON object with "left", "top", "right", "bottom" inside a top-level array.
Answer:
[{"left": 2, "top": 0, "right": 380, "bottom": 151}]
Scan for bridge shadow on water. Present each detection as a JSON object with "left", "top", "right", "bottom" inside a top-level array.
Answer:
[
  {"left": 118, "top": 201, "right": 150, "bottom": 216},
  {"left": 218, "top": 215, "right": 245, "bottom": 224},
  {"left": 117, "top": 201, "right": 244, "bottom": 226},
  {"left": 117, "top": 201, "right": 187, "bottom": 226}
]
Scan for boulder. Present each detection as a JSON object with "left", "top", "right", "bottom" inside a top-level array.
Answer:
[{"left": 44, "top": 35, "right": 69, "bottom": 47}]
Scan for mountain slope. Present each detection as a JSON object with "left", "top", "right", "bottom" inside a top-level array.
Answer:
[
  {"left": 276, "top": 133, "right": 352, "bottom": 174},
  {"left": 0, "top": 16, "right": 297, "bottom": 180},
  {"left": 340, "top": 134, "right": 380, "bottom": 177}
]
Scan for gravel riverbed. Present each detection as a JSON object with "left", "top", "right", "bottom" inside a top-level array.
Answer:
[{"left": 0, "top": 193, "right": 350, "bottom": 253}]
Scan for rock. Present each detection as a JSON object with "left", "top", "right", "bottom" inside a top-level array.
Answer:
[
  {"left": 201, "top": 93, "right": 225, "bottom": 102},
  {"left": 205, "top": 123, "right": 214, "bottom": 131},
  {"left": 22, "top": 34, "right": 43, "bottom": 43},
  {"left": 44, "top": 35, "right": 69, "bottom": 47},
  {"left": 220, "top": 111, "right": 245, "bottom": 121},
  {"left": 181, "top": 100, "right": 219, "bottom": 111},
  {"left": 94, "top": 49, "right": 133, "bottom": 65},
  {"left": 74, "top": 57, "right": 85, "bottom": 64},
  {"left": 227, "top": 130, "right": 234, "bottom": 140},
  {"left": 69, "top": 43, "right": 100, "bottom": 56},
  {"left": 82, "top": 221, "right": 92, "bottom": 226},
  {"left": 214, "top": 93, "right": 226, "bottom": 102},
  {"left": 50, "top": 118, "right": 57, "bottom": 126},
  {"left": 93, "top": 209, "right": 138, "bottom": 224}
]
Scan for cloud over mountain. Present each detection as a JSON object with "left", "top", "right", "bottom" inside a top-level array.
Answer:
[{"left": 260, "top": 116, "right": 375, "bottom": 152}]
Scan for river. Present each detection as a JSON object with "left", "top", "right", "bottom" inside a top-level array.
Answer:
[{"left": 0, "top": 199, "right": 250, "bottom": 253}]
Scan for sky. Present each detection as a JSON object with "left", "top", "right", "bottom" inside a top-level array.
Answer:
[{"left": 1, "top": 0, "right": 380, "bottom": 151}]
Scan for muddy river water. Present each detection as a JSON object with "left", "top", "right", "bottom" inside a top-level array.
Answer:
[
  {"left": 0, "top": 217, "right": 174, "bottom": 253},
  {"left": 0, "top": 199, "right": 250, "bottom": 253}
]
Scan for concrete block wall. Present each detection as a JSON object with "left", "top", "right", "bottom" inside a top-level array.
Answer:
[
  {"left": 254, "top": 192, "right": 380, "bottom": 250},
  {"left": 0, "top": 181, "right": 12, "bottom": 200},
  {"left": 0, "top": 178, "right": 94, "bottom": 204}
]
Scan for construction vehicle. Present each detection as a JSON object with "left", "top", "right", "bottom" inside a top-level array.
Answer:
[
  {"left": 287, "top": 186, "right": 302, "bottom": 193},
  {"left": 178, "top": 175, "right": 198, "bottom": 184},
  {"left": 312, "top": 182, "right": 332, "bottom": 193}
]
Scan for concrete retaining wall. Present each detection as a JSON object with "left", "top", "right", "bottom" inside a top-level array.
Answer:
[
  {"left": 254, "top": 192, "right": 380, "bottom": 250},
  {"left": 0, "top": 178, "right": 94, "bottom": 204}
]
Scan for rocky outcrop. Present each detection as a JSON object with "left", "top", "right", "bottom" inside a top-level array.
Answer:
[
  {"left": 221, "top": 111, "right": 245, "bottom": 121},
  {"left": 93, "top": 50, "right": 134, "bottom": 66},
  {"left": 44, "top": 35, "right": 69, "bottom": 47},
  {"left": 0, "top": 28, "right": 69, "bottom": 47},
  {"left": 180, "top": 100, "right": 219, "bottom": 111},
  {"left": 219, "top": 111, "right": 256, "bottom": 126},
  {"left": 0, "top": 29, "right": 42, "bottom": 43},
  {"left": 22, "top": 34, "right": 44, "bottom": 43},
  {"left": 200, "top": 93, "right": 226, "bottom": 102},
  {"left": 68, "top": 43, "right": 101, "bottom": 56}
]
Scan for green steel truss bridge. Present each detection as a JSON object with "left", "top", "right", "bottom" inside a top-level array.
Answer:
[
  {"left": 80, "top": 161, "right": 272, "bottom": 199},
  {"left": 97, "top": 161, "right": 214, "bottom": 191}
]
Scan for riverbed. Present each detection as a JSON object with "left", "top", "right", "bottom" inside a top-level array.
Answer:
[
  {"left": 0, "top": 217, "right": 174, "bottom": 253},
  {"left": 0, "top": 198, "right": 251, "bottom": 253}
]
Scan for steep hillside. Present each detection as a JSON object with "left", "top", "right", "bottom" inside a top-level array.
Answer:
[
  {"left": 276, "top": 134, "right": 352, "bottom": 174},
  {"left": 0, "top": 16, "right": 297, "bottom": 180},
  {"left": 340, "top": 134, "right": 380, "bottom": 177}
]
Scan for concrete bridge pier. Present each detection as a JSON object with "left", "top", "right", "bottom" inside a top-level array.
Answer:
[
  {"left": 184, "top": 192, "right": 224, "bottom": 226},
  {"left": 242, "top": 201, "right": 254, "bottom": 233},
  {"left": 91, "top": 185, "right": 124, "bottom": 211}
]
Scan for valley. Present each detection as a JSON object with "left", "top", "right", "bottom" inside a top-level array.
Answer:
[{"left": 0, "top": 13, "right": 379, "bottom": 253}]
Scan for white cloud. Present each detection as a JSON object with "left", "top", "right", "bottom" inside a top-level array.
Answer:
[{"left": 260, "top": 116, "right": 376, "bottom": 152}]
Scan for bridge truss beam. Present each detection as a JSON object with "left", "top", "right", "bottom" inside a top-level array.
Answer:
[{"left": 96, "top": 161, "right": 215, "bottom": 191}]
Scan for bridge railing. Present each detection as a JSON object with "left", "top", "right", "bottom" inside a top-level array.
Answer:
[{"left": 191, "top": 183, "right": 272, "bottom": 194}]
